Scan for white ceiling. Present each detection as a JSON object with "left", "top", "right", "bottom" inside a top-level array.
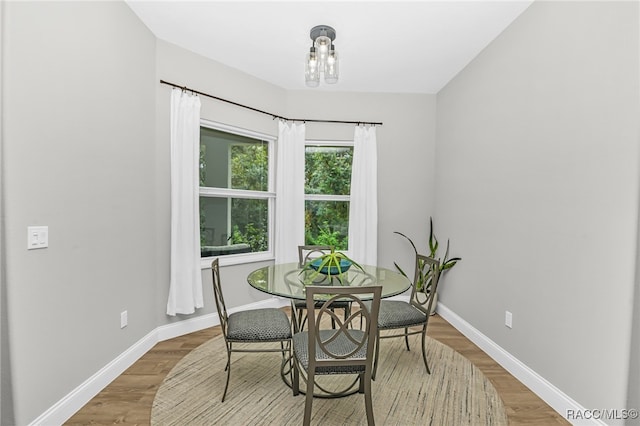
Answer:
[{"left": 126, "top": 0, "right": 534, "bottom": 94}]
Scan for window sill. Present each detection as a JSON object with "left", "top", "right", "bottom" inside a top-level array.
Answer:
[{"left": 200, "top": 252, "right": 274, "bottom": 269}]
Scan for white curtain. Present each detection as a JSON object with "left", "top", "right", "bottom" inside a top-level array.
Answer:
[
  {"left": 348, "top": 126, "right": 378, "bottom": 265},
  {"left": 274, "top": 121, "right": 306, "bottom": 264},
  {"left": 167, "top": 89, "right": 204, "bottom": 316}
]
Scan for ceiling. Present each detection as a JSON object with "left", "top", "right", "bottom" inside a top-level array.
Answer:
[{"left": 126, "top": 1, "right": 534, "bottom": 94}]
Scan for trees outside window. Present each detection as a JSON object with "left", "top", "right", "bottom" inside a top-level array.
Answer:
[
  {"left": 199, "top": 122, "right": 274, "bottom": 259},
  {"left": 304, "top": 142, "right": 353, "bottom": 250},
  {"left": 198, "top": 126, "right": 351, "bottom": 261}
]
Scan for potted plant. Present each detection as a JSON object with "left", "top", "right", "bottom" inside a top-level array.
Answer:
[
  {"left": 394, "top": 217, "right": 461, "bottom": 313},
  {"left": 300, "top": 247, "right": 364, "bottom": 280}
]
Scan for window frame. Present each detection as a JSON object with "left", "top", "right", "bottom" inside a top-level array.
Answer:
[
  {"left": 199, "top": 119, "right": 276, "bottom": 268},
  {"left": 304, "top": 139, "right": 354, "bottom": 255}
]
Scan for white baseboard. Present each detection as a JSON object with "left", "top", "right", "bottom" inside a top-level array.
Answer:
[
  {"left": 28, "top": 297, "right": 285, "bottom": 426},
  {"left": 29, "top": 329, "right": 158, "bottom": 426},
  {"left": 436, "top": 303, "right": 605, "bottom": 426},
  {"left": 32, "top": 297, "right": 599, "bottom": 426}
]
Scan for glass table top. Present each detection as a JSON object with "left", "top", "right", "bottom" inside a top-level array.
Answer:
[{"left": 247, "top": 262, "right": 411, "bottom": 301}]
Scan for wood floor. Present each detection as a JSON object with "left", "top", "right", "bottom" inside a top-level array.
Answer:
[{"left": 65, "top": 312, "right": 568, "bottom": 425}]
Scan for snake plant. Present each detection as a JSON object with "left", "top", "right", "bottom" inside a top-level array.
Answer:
[{"left": 393, "top": 217, "right": 461, "bottom": 292}]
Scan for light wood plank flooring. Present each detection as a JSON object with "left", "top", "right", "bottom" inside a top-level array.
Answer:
[{"left": 65, "top": 312, "right": 568, "bottom": 425}]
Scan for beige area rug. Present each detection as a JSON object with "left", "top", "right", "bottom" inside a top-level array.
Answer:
[{"left": 152, "top": 333, "right": 508, "bottom": 425}]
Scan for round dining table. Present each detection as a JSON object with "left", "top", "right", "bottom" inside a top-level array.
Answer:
[{"left": 246, "top": 262, "right": 411, "bottom": 302}]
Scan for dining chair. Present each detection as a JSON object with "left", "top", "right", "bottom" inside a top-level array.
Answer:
[
  {"left": 371, "top": 253, "right": 440, "bottom": 380},
  {"left": 294, "top": 245, "right": 351, "bottom": 330},
  {"left": 292, "top": 285, "right": 382, "bottom": 426},
  {"left": 210, "top": 258, "right": 292, "bottom": 402}
]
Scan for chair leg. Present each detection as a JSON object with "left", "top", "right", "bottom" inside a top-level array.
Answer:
[
  {"left": 281, "top": 340, "right": 291, "bottom": 362},
  {"left": 421, "top": 327, "right": 430, "bottom": 375},
  {"left": 298, "top": 308, "right": 308, "bottom": 331},
  {"left": 222, "top": 349, "right": 232, "bottom": 402},
  {"left": 372, "top": 330, "right": 381, "bottom": 381},
  {"left": 363, "top": 371, "right": 375, "bottom": 426},
  {"left": 404, "top": 327, "right": 411, "bottom": 351},
  {"left": 292, "top": 356, "right": 300, "bottom": 396},
  {"left": 224, "top": 342, "right": 231, "bottom": 372},
  {"left": 303, "top": 369, "right": 315, "bottom": 426},
  {"left": 344, "top": 304, "right": 351, "bottom": 328},
  {"left": 281, "top": 341, "right": 293, "bottom": 390},
  {"left": 330, "top": 307, "right": 336, "bottom": 329}
]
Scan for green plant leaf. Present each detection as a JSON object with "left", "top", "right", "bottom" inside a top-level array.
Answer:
[
  {"left": 443, "top": 239, "right": 450, "bottom": 263},
  {"left": 428, "top": 217, "right": 439, "bottom": 257},
  {"left": 299, "top": 249, "right": 363, "bottom": 280},
  {"left": 394, "top": 216, "right": 461, "bottom": 287},
  {"left": 393, "top": 261, "right": 409, "bottom": 279},
  {"left": 394, "top": 231, "right": 418, "bottom": 256}
]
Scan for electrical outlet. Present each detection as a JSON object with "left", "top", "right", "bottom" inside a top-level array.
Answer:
[
  {"left": 27, "top": 226, "right": 49, "bottom": 250},
  {"left": 121, "top": 311, "right": 128, "bottom": 329},
  {"left": 505, "top": 311, "right": 512, "bottom": 328}
]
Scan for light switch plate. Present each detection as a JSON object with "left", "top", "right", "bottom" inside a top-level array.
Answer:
[
  {"left": 505, "top": 310, "right": 513, "bottom": 328},
  {"left": 27, "top": 226, "right": 48, "bottom": 250}
]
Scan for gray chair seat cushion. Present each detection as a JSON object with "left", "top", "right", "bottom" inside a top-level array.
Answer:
[
  {"left": 293, "top": 330, "right": 367, "bottom": 375},
  {"left": 366, "top": 300, "right": 427, "bottom": 329},
  {"left": 227, "top": 308, "right": 291, "bottom": 341}
]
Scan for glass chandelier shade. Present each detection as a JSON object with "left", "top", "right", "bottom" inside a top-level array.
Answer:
[
  {"left": 305, "top": 25, "right": 339, "bottom": 87},
  {"left": 305, "top": 47, "right": 320, "bottom": 87},
  {"left": 324, "top": 45, "right": 339, "bottom": 84}
]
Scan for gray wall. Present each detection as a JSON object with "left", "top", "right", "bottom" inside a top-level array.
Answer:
[
  {"left": 2, "top": 2, "right": 156, "bottom": 423},
  {"left": 2, "top": 0, "right": 637, "bottom": 424},
  {"left": 0, "top": 2, "right": 11, "bottom": 424},
  {"left": 436, "top": 0, "right": 639, "bottom": 415}
]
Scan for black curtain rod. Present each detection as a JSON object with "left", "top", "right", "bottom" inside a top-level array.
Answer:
[{"left": 160, "top": 80, "right": 383, "bottom": 126}]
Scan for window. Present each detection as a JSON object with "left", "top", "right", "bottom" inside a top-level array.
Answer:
[
  {"left": 199, "top": 121, "right": 274, "bottom": 263},
  {"left": 304, "top": 141, "right": 353, "bottom": 251}
]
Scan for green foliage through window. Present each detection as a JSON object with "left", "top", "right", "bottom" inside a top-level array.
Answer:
[
  {"left": 304, "top": 145, "right": 353, "bottom": 251},
  {"left": 199, "top": 125, "right": 271, "bottom": 256}
]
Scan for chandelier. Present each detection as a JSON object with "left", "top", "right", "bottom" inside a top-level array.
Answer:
[{"left": 305, "top": 25, "right": 339, "bottom": 87}]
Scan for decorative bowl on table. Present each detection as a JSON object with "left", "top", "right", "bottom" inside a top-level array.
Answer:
[{"left": 310, "top": 258, "right": 352, "bottom": 275}]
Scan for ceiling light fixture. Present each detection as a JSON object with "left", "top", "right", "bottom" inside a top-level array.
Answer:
[{"left": 305, "top": 25, "right": 339, "bottom": 87}]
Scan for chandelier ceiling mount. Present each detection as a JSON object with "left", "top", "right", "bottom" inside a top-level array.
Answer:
[{"left": 305, "top": 25, "right": 339, "bottom": 87}]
